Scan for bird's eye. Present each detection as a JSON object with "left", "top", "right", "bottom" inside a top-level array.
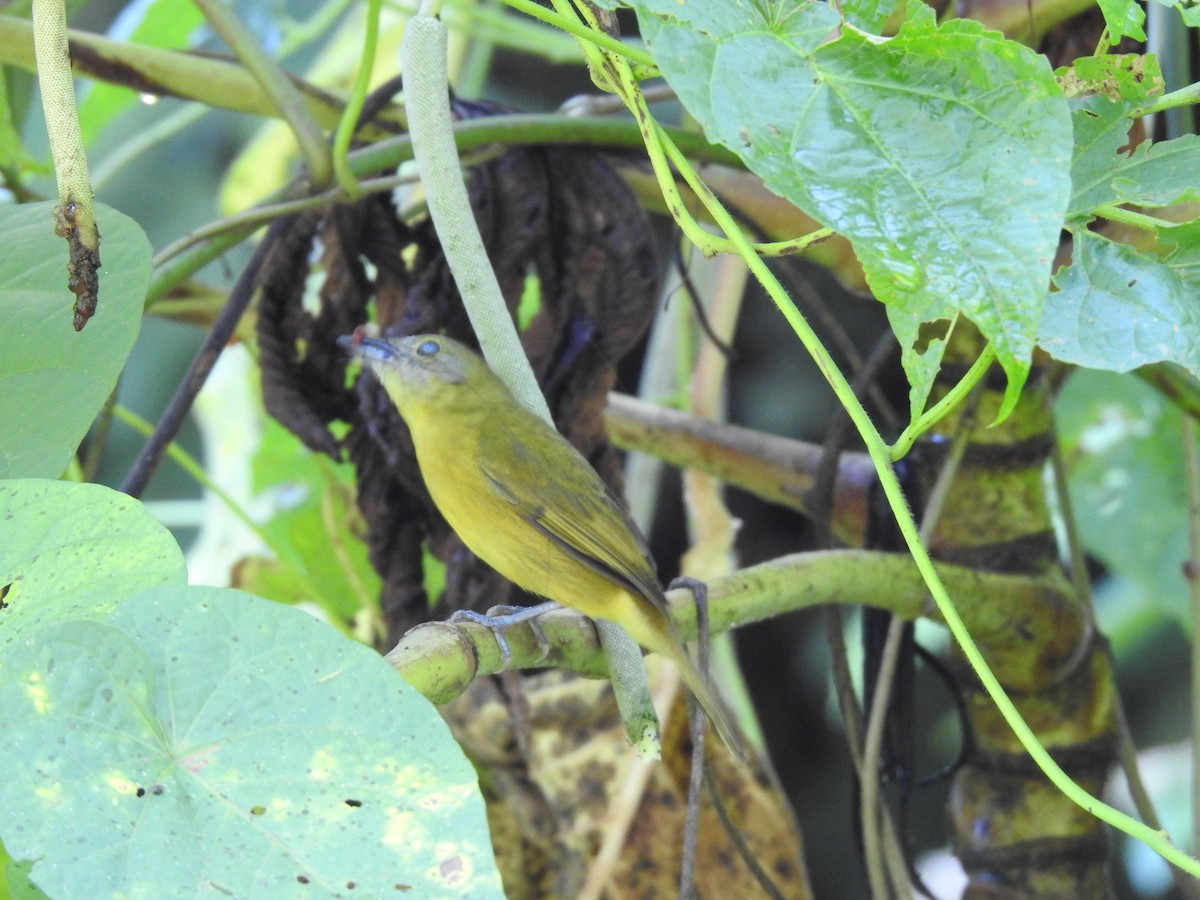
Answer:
[{"left": 416, "top": 340, "right": 440, "bottom": 357}]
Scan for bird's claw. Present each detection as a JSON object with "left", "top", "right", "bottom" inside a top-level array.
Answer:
[{"left": 449, "top": 602, "right": 559, "bottom": 671}]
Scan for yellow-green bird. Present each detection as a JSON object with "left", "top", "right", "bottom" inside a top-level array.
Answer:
[{"left": 342, "top": 331, "right": 738, "bottom": 753}]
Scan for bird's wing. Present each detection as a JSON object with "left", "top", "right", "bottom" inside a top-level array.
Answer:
[{"left": 476, "top": 429, "right": 668, "bottom": 613}]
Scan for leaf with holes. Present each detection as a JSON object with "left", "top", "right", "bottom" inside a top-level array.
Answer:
[
  {"left": 1041, "top": 231, "right": 1200, "bottom": 375},
  {"left": 633, "top": 0, "right": 1072, "bottom": 419}
]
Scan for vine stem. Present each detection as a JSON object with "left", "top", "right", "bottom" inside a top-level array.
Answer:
[
  {"left": 31, "top": 0, "right": 100, "bottom": 330},
  {"left": 889, "top": 342, "right": 995, "bottom": 458},
  {"left": 862, "top": 417, "right": 974, "bottom": 896},
  {"left": 1092, "top": 204, "right": 1171, "bottom": 231},
  {"left": 1133, "top": 80, "right": 1200, "bottom": 117},
  {"left": 402, "top": 16, "right": 549, "bottom": 413},
  {"left": 331, "top": 0, "right": 383, "bottom": 198},
  {"left": 194, "top": 0, "right": 330, "bottom": 188},
  {"left": 503, "top": 0, "right": 655, "bottom": 69}
]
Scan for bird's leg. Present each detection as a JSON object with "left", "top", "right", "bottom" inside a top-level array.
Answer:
[
  {"left": 666, "top": 576, "right": 713, "bottom": 673},
  {"left": 449, "top": 601, "right": 560, "bottom": 670},
  {"left": 667, "top": 575, "right": 712, "bottom": 892}
]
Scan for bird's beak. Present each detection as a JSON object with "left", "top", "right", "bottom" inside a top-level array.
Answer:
[{"left": 337, "top": 333, "right": 398, "bottom": 363}]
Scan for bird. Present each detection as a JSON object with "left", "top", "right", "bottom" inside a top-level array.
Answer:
[{"left": 340, "top": 330, "right": 739, "bottom": 753}]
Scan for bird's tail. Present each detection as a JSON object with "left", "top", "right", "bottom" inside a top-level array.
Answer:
[{"left": 664, "top": 642, "right": 744, "bottom": 760}]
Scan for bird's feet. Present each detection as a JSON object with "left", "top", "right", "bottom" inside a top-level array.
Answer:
[{"left": 449, "top": 601, "right": 560, "bottom": 671}]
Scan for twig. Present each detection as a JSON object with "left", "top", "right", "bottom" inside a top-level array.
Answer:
[{"left": 120, "top": 215, "right": 295, "bottom": 498}]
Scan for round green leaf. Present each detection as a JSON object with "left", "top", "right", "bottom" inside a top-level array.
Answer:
[
  {"left": 0, "top": 478, "right": 184, "bottom": 635},
  {"left": 0, "top": 202, "right": 151, "bottom": 479},
  {"left": 0, "top": 585, "right": 502, "bottom": 899}
]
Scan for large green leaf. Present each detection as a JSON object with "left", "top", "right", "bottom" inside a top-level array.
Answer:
[
  {"left": 1, "top": 587, "right": 500, "bottom": 899},
  {"left": 0, "top": 480, "right": 501, "bottom": 899},
  {"left": 838, "top": 0, "right": 905, "bottom": 34},
  {"left": 633, "top": 1, "right": 1072, "bottom": 418},
  {"left": 0, "top": 202, "right": 151, "bottom": 479}
]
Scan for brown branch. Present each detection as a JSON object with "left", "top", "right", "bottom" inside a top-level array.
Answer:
[
  {"left": 603, "top": 392, "right": 877, "bottom": 546},
  {"left": 388, "top": 549, "right": 1079, "bottom": 703}
]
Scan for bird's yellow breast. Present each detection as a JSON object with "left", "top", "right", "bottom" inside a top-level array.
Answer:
[
  {"left": 408, "top": 420, "right": 664, "bottom": 651},
  {"left": 417, "top": 442, "right": 609, "bottom": 612}
]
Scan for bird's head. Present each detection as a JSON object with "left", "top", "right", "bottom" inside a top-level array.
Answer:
[{"left": 338, "top": 330, "right": 499, "bottom": 416}]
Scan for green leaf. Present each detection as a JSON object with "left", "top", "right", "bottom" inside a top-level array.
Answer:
[
  {"left": 1056, "top": 370, "right": 1188, "bottom": 630},
  {"left": 248, "top": 415, "right": 381, "bottom": 624},
  {"left": 1111, "top": 134, "right": 1200, "bottom": 208},
  {"left": 76, "top": 0, "right": 205, "bottom": 146},
  {"left": 0, "top": 586, "right": 502, "bottom": 899},
  {"left": 1041, "top": 231, "right": 1200, "bottom": 375},
  {"left": 1057, "top": 54, "right": 1162, "bottom": 103},
  {"left": 1066, "top": 94, "right": 1139, "bottom": 220},
  {"left": 839, "top": 0, "right": 905, "bottom": 35},
  {"left": 0, "top": 202, "right": 151, "bottom": 479},
  {"left": 1174, "top": 0, "right": 1200, "bottom": 27},
  {"left": 1096, "top": 0, "right": 1147, "bottom": 41},
  {"left": 0, "top": 480, "right": 500, "bottom": 898},
  {"left": 1065, "top": 92, "right": 1200, "bottom": 220},
  {"left": 0, "top": 479, "right": 184, "bottom": 631},
  {"left": 1160, "top": 217, "right": 1200, "bottom": 279},
  {"left": 634, "top": 0, "right": 1072, "bottom": 419},
  {"left": 0, "top": 70, "right": 46, "bottom": 176}
]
